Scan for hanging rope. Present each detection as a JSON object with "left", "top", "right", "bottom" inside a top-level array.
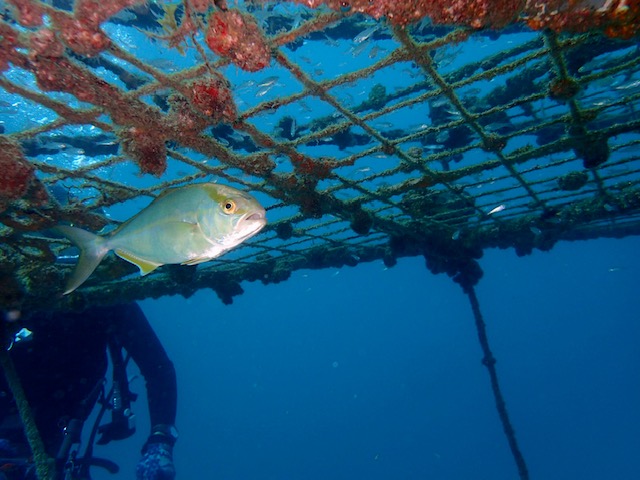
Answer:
[
  {"left": 463, "top": 283, "right": 530, "bottom": 480},
  {"left": 0, "top": 348, "right": 56, "bottom": 480}
]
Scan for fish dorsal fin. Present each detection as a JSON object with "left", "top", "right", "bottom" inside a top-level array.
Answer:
[{"left": 115, "top": 249, "right": 161, "bottom": 276}]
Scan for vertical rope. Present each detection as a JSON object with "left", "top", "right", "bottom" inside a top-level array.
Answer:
[
  {"left": 0, "top": 348, "right": 56, "bottom": 480},
  {"left": 463, "top": 284, "right": 530, "bottom": 480}
]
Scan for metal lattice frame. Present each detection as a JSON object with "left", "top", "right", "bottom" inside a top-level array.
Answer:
[{"left": 1, "top": 0, "right": 640, "bottom": 311}]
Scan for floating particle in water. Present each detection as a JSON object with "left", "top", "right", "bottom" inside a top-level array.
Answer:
[{"left": 4, "top": 310, "right": 21, "bottom": 322}]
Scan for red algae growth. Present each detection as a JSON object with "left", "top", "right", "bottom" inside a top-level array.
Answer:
[
  {"left": 120, "top": 127, "right": 168, "bottom": 177},
  {"left": 205, "top": 8, "right": 271, "bottom": 72},
  {"left": 8, "top": 0, "right": 141, "bottom": 56},
  {"left": 0, "top": 137, "right": 35, "bottom": 204},
  {"left": 184, "top": 75, "right": 237, "bottom": 123},
  {"left": 0, "top": 0, "right": 636, "bottom": 204},
  {"left": 280, "top": 0, "right": 639, "bottom": 36}
]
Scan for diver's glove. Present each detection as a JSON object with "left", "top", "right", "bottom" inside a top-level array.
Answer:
[{"left": 136, "top": 425, "right": 177, "bottom": 480}]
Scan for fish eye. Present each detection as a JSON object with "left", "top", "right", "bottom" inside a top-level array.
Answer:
[{"left": 222, "top": 200, "right": 237, "bottom": 214}]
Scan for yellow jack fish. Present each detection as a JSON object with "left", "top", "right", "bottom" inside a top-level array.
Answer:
[{"left": 55, "top": 183, "right": 267, "bottom": 295}]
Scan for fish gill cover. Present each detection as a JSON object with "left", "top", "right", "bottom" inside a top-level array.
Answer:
[{"left": 0, "top": 0, "right": 639, "bottom": 311}]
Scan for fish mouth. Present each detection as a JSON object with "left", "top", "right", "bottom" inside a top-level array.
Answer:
[
  {"left": 245, "top": 211, "right": 266, "bottom": 223},
  {"left": 239, "top": 210, "right": 267, "bottom": 238}
]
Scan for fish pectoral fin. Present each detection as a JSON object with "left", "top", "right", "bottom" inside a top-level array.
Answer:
[
  {"left": 181, "top": 256, "right": 212, "bottom": 266},
  {"left": 115, "top": 250, "right": 162, "bottom": 276}
]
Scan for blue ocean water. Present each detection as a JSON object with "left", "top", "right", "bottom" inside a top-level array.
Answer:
[{"left": 91, "top": 237, "right": 640, "bottom": 480}]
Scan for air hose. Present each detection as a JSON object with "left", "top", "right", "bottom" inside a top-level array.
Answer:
[{"left": 0, "top": 348, "right": 56, "bottom": 480}]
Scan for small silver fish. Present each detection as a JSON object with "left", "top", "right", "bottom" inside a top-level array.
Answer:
[
  {"left": 614, "top": 79, "right": 640, "bottom": 90},
  {"left": 369, "top": 46, "right": 383, "bottom": 58},
  {"left": 487, "top": 204, "right": 506, "bottom": 215},
  {"left": 256, "top": 84, "right": 276, "bottom": 97},
  {"left": 435, "top": 130, "right": 450, "bottom": 143},
  {"left": 423, "top": 145, "right": 444, "bottom": 151},
  {"left": 349, "top": 41, "right": 370, "bottom": 57},
  {"left": 354, "top": 25, "right": 379, "bottom": 44},
  {"left": 410, "top": 123, "right": 429, "bottom": 132},
  {"left": 289, "top": 117, "right": 297, "bottom": 138},
  {"left": 235, "top": 79, "right": 256, "bottom": 92},
  {"left": 55, "top": 183, "right": 266, "bottom": 294},
  {"left": 257, "top": 76, "right": 279, "bottom": 88}
]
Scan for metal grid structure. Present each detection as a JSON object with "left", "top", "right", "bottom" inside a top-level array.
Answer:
[{"left": 1, "top": 0, "right": 640, "bottom": 311}]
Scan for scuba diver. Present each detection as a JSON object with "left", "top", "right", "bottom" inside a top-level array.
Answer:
[{"left": 0, "top": 303, "right": 177, "bottom": 480}]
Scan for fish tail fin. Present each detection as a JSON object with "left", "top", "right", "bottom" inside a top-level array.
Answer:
[{"left": 54, "top": 225, "right": 109, "bottom": 295}]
